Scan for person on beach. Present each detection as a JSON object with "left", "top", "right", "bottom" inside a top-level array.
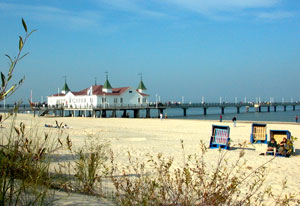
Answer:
[
  {"left": 160, "top": 113, "right": 163, "bottom": 120},
  {"left": 278, "top": 137, "right": 292, "bottom": 156},
  {"left": 266, "top": 137, "right": 277, "bottom": 156},
  {"left": 220, "top": 114, "right": 222, "bottom": 122},
  {"left": 232, "top": 116, "right": 236, "bottom": 127},
  {"left": 165, "top": 113, "right": 168, "bottom": 119},
  {"left": 295, "top": 115, "right": 298, "bottom": 123}
]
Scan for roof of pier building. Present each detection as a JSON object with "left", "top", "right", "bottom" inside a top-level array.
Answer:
[
  {"left": 137, "top": 80, "right": 147, "bottom": 91},
  {"left": 74, "top": 85, "right": 129, "bottom": 96},
  {"left": 49, "top": 85, "right": 149, "bottom": 97},
  {"left": 61, "top": 80, "right": 71, "bottom": 94},
  {"left": 103, "top": 79, "right": 113, "bottom": 90}
]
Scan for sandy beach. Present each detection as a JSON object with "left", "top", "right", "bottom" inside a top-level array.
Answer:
[{"left": 1, "top": 114, "right": 300, "bottom": 205}]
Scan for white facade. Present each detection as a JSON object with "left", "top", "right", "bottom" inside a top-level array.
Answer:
[{"left": 47, "top": 85, "right": 149, "bottom": 108}]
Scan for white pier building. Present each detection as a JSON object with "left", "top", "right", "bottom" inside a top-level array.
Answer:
[{"left": 47, "top": 76, "right": 149, "bottom": 108}]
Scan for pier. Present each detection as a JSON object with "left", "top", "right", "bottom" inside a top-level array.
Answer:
[
  {"left": 0, "top": 102, "right": 299, "bottom": 118},
  {"left": 168, "top": 102, "right": 300, "bottom": 116}
]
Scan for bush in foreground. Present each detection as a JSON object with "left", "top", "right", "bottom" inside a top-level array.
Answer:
[
  {"left": 110, "top": 140, "right": 299, "bottom": 206},
  {"left": 0, "top": 116, "right": 64, "bottom": 205}
]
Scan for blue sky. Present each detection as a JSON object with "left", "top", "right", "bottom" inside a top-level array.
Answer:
[{"left": 0, "top": 0, "right": 300, "bottom": 104}]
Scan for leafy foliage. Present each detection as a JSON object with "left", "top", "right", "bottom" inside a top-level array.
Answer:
[
  {"left": 0, "top": 18, "right": 36, "bottom": 102},
  {"left": 73, "top": 142, "right": 110, "bottom": 195}
]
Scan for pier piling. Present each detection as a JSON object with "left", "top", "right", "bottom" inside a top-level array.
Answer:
[
  {"left": 134, "top": 109, "right": 140, "bottom": 118},
  {"left": 146, "top": 109, "right": 150, "bottom": 118},
  {"left": 101, "top": 110, "right": 107, "bottom": 118},
  {"left": 221, "top": 107, "right": 224, "bottom": 115},
  {"left": 183, "top": 108, "right": 187, "bottom": 116}
]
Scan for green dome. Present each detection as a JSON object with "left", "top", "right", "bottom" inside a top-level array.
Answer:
[
  {"left": 62, "top": 81, "right": 71, "bottom": 93},
  {"left": 103, "top": 79, "right": 112, "bottom": 89},
  {"left": 137, "top": 80, "right": 147, "bottom": 90}
]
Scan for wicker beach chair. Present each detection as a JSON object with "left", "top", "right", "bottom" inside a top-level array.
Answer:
[
  {"left": 209, "top": 125, "right": 230, "bottom": 150},
  {"left": 250, "top": 123, "right": 267, "bottom": 144}
]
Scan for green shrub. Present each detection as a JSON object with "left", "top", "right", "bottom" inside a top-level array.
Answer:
[
  {"left": 73, "top": 140, "right": 111, "bottom": 195},
  {"left": 0, "top": 117, "right": 63, "bottom": 205}
]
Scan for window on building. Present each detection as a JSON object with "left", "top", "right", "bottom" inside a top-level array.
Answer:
[
  {"left": 129, "top": 91, "right": 132, "bottom": 93},
  {"left": 102, "top": 98, "right": 106, "bottom": 103},
  {"left": 120, "top": 98, "right": 123, "bottom": 103},
  {"left": 143, "top": 98, "right": 146, "bottom": 103},
  {"left": 114, "top": 98, "right": 118, "bottom": 103},
  {"left": 138, "top": 98, "right": 140, "bottom": 103}
]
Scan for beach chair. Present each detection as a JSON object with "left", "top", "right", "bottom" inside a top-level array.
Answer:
[
  {"left": 250, "top": 123, "right": 267, "bottom": 144},
  {"left": 267, "top": 130, "right": 292, "bottom": 157},
  {"left": 209, "top": 125, "right": 230, "bottom": 150}
]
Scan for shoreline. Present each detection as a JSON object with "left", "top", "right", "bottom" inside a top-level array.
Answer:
[{"left": 41, "top": 115, "right": 300, "bottom": 125}]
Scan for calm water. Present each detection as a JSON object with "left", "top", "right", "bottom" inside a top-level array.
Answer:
[{"left": 63, "top": 105, "right": 300, "bottom": 122}]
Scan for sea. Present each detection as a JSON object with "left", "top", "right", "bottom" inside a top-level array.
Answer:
[
  {"left": 135, "top": 106, "right": 300, "bottom": 123},
  {"left": 23, "top": 104, "right": 300, "bottom": 122}
]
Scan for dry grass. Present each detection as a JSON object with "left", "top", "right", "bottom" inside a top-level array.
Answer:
[{"left": 109, "top": 140, "right": 300, "bottom": 206}]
